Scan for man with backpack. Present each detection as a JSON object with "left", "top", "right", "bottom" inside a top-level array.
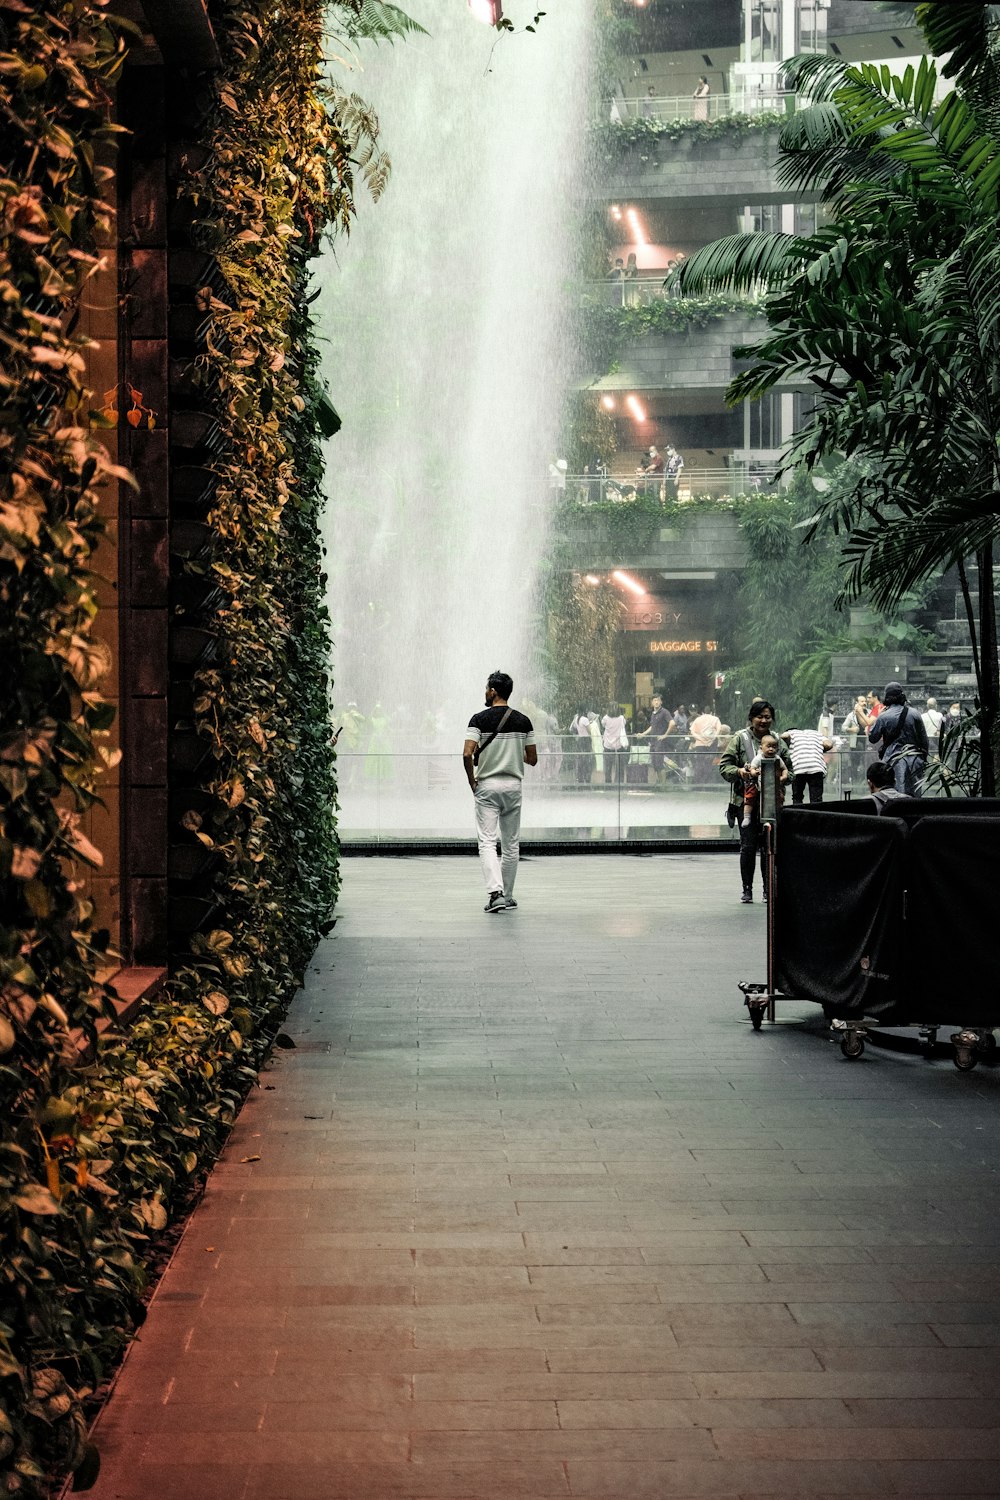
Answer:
[
  {"left": 463, "top": 671, "right": 537, "bottom": 913},
  {"left": 860, "top": 681, "right": 928, "bottom": 796}
]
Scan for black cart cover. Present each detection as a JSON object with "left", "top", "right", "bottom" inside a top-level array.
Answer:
[
  {"left": 773, "top": 808, "right": 905, "bottom": 1019},
  {"left": 773, "top": 799, "right": 1000, "bottom": 1025},
  {"left": 904, "top": 815, "right": 1000, "bottom": 1026}
]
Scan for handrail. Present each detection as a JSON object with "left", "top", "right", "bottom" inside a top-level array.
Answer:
[
  {"left": 583, "top": 279, "right": 766, "bottom": 309},
  {"left": 604, "top": 90, "right": 795, "bottom": 125},
  {"left": 554, "top": 469, "right": 782, "bottom": 503}
]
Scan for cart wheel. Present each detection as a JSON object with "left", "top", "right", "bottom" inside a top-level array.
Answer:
[
  {"left": 840, "top": 1034, "right": 864, "bottom": 1060},
  {"left": 750, "top": 1007, "right": 763, "bottom": 1032},
  {"left": 954, "top": 1047, "right": 977, "bottom": 1072}
]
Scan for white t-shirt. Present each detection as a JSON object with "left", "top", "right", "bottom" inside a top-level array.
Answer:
[
  {"left": 601, "top": 714, "right": 627, "bottom": 750},
  {"left": 922, "top": 708, "right": 944, "bottom": 739},
  {"left": 784, "top": 729, "right": 828, "bottom": 775}
]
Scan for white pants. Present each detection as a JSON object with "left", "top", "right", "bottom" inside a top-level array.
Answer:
[{"left": 474, "top": 776, "right": 522, "bottom": 895}]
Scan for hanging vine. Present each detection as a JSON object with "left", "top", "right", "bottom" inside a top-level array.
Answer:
[{"left": 0, "top": 0, "right": 397, "bottom": 1490}]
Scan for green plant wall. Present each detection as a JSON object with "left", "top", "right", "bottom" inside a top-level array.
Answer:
[{"left": 0, "top": 0, "right": 380, "bottom": 1490}]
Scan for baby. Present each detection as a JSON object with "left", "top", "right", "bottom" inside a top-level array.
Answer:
[{"left": 742, "top": 734, "right": 788, "bottom": 825}]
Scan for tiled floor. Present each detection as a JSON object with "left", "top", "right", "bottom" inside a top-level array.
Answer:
[{"left": 85, "top": 855, "right": 1000, "bottom": 1499}]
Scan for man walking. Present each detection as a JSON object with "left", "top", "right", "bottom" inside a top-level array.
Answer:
[{"left": 463, "top": 671, "right": 537, "bottom": 914}]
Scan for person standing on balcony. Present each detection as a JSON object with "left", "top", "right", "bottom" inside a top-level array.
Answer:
[
  {"left": 665, "top": 446, "right": 684, "bottom": 501},
  {"left": 693, "top": 76, "right": 711, "bottom": 121},
  {"left": 637, "top": 445, "right": 664, "bottom": 501},
  {"left": 624, "top": 252, "right": 639, "bottom": 305},
  {"left": 464, "top": 671, "right": 537, "bottom": 914}
]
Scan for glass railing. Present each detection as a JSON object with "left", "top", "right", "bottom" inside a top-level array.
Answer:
[
  {"left": 335, "top": 747, "right": 874, "bottom": 845},
  {"left": 560, "top": 468, "right": 780, "bottom": 503},
  {"left": 586, "top": 278, "right": 687, "bottom": 308},
  {"left": 603, "top": 90, "right": 797, "bottom": 125}
]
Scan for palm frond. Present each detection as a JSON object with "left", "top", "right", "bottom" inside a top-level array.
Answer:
[
  {"left": 917, "top": 2, "right": 1000, "bottom": 91},
  {"left": 338, "top": 0, "right": 429, "bottom": 43},
  {"left": 673, "top": 232, "right": 805, "bottom": 298}
]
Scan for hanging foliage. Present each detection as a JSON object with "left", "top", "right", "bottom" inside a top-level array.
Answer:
[
  {"left": 592, "top": 109, "right": 787, "bottom": 161},
  {"left": 580, "top": 292, "right": 765, "bottom": 378},
  {"left": 0, "top": 6, "right": 132, "bottom": 1487},
  {"left": 546, "top": 575, "right": 623, "bottom": 723},
  {"left": 0, "top": 0, "right": 396, "bottom": 1490}
]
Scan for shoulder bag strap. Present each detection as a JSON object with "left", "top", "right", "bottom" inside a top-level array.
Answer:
[
  {"left": 473, "top": 707, "right": 513, "bottom": 765},
  {"left": 879, "top": 706, "right": 908, "bottom": 756}
]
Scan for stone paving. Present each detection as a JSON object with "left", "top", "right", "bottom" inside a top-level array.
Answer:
[{"left": 85, "top": 854, "right": 1000, "bottom": 1499}]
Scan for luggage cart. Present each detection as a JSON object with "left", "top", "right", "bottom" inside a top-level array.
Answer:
[{"left": 736, "top": 810, "right": 998, "bottom": 1070}]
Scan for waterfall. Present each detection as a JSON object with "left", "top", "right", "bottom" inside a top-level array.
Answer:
[{"left": 317, "top": 0, "right": 593, "bottom": 749}]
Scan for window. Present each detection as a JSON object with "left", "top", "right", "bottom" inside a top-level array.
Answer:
[
  {"left": 793, "top": 202, "right": 826, "bottom": 236},
  {"left": 742, "top": 203, "right": 782, "bottom": 234},
  {"left": 749, "top": 392, "right": 782, "bottom": 449},
  {"left": 750, "top": 0, "right": 782, "bottom": 63},
  {"left": 793, "top": 392, "right": 820, "bottom": 432},
  {"left": 796, "top": 0, "right": 828, "bottom": 54}
]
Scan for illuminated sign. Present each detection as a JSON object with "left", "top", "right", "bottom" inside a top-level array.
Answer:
[
  {"left": 624, "top": 606, "right": 682, "bottom": 631},
  {"left": 649, "top": 640, "right": 718, "bottom": 653}
]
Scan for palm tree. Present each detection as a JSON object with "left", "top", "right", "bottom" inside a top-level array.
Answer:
[{"left": 675, "top": 3, "right": 1000, "bottom": 793}]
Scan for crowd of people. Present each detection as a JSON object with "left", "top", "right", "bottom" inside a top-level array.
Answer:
[
  {"left": 335, "top": 683, "right": 965, "bottom": 808},
  {"left": 720, "top": 683, "right": 966, "bottom": 903}
]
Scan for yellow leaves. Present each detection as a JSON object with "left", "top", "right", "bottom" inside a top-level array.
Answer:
[
  {"left": 203, "top": 990, "right": 229, "bottom": 1016},
  {"left": 37, "top": 993, "right": 70, "bottom": 1028},
  {"left": 0, "top": 1016, "right": 15, "bottom": 1054},
  {"left": 46, "top": 1159, "right": 61, "bottom": 1201},
  {"left": 14, "top": 1184, "right": 61, "bottom": 1216},
  {"left": 11, "top": 846, "right": 43, "bottom": 880},
  {"left": 139, "top": 1195, "right": 167, "bottom": 1231},
  {"left": 0, "top": 495, "right": 42, "bottom": 549},
  {"left": 57, "top": 810, "right": 104, "bottom": 869},
  {"left": 56, "top": 633, "right": 112, "bottom": 689},
  {"left": 30, "top": 343, "right": 85, "bottom": 372}
]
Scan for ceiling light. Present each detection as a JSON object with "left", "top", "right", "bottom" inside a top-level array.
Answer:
[
  {"left": 585, "top": 574, "right": 602, "bottom": 585},
  {"left": 612, "top": 569, "right": 646, "bottom": 596},
  {"left": 626, "top": 207, "right": 647, "bottom": 246},
  {"left": 468, "top": 0, "right": 503, "bottom": 25},
  {"left": 601, "top": 395, "right": 616, "bottom": 410},
  {"left": 626, "top": 394, "right": 646, "bottom": 422}
]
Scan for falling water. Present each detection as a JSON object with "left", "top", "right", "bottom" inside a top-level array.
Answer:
[{"left": 317, "top": 0, "right": 593, "bottom": 749}]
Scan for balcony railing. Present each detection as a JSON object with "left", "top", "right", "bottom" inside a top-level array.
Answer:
[
  {"left": 586, "top": 277, "right": 682, "bottom": 307},
  {"left": 604, "top": 89, "right": 796, "bottom": 126},
  {"left": 555, "top": 468, "right": 781, "bottom": 503}
]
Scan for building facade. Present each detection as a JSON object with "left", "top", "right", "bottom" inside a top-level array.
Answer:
[{"left": 567, "top": 0, "right": 933, "bottom": 717}]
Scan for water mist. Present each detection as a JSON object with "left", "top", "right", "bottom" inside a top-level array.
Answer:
[{"left": 317, "top": 1, "right": 593, "bottom": 753}]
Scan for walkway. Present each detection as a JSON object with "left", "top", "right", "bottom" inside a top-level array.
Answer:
[{"left": 86, "top": 855, "right": 1000, "bottom": 1499}]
